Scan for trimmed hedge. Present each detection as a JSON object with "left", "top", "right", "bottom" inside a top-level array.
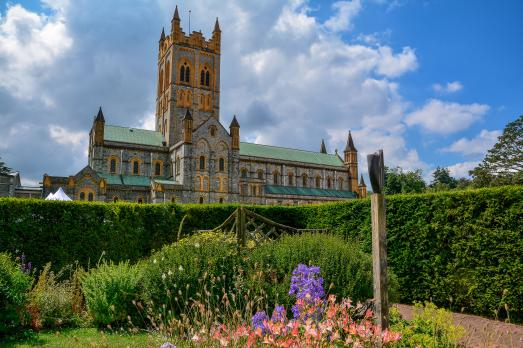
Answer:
[{"left": 1, "top": 186, "right": 522, "bottom": 320}]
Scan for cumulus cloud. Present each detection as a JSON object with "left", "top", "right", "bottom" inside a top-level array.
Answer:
[
  {"left": 324, "top": 0, "right": 362, "bottom": 32},
  {"left": 442, "top": 129, "right": 501, "bottom": 156},
  {"left": 0, "top": 3, "right": 73, "bottom": 99},
  {"left": 447, "top": 161, "right": 479, "bottom": 178},
  {"left": 406, "top": 99, "right": 489, "bottom": 134},
  {"left": 432, "top": 81, "right": 463, "bottom": 94}
]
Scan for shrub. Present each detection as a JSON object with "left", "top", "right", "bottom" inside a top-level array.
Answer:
[
  {"left": 82, "top": 261, "right": 142, "bottom": 327},
  {"left": 140, "top": 232, "right": 241, "bottom": 315},
  {"left": 27, "top": 263, "right": 87, "bottom": 330},
  {"left": 390, "top": 302, "right": 465, "bottom": 347},
  {"left": 246, "top": 233, "right": 399, "bottom": 312},
  {"left": 0, "top": 253, "right": 31, "bottom": 334}
]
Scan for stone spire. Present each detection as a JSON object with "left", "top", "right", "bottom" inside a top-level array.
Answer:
[
  {"left": 173, "top": 5, "right": 180, "bottom": 21},
  {"left": 345, "top": 131, "right": 357, "bottom": 152},
  {"left": 230, "top": 115, "right": 240, "bottom": 150},
  {"left": 320, "top": 139, "right": 327, "bottom": 153},
  {"left": 229, "top": 115, "right": 240, "bottom": 128},
  {"left": 160, "top": 27, "right": 165, "bottom": 41},
  {"left": 359, "top": 174, "right": 366, "bottom": 187},
  {"left": 183, "top": 108, "right": 193, "bottom": 120},
  {"left": 214, "top": 17, "right": 221, "bottom": 32},
  {"left": 95, "top": 106, "right": 105, "bottom": 122}
]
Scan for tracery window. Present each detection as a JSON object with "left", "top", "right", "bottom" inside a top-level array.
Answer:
[
  {"left": 200, "top": 66, "right": 211, "bottom": 87},
  {"left": 180, "top": 62, "right": 190, "bottom": 83},
  {"left": 131, "top": 160, "right": 140, "bottom": 175}
]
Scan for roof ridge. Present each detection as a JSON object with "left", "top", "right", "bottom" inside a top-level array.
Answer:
[
  {"left": 105, "top": 124, "right": 161, "bottom": 133},
  {"left": 240, "top": 141, "right": 339, "bottom": 157}
]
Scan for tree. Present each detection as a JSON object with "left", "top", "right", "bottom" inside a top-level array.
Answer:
[
  {"left": 0, "top": 157, "right": 11, "bottom": 175},
  {"left": 470, "top": 115, "right": 523, "bottom": 187},
  {"left": 430, "top": 167, "right": 457, "bottom": 191},
  {"left": 384, "top": 166, "right": 426, "bottom": 195}
]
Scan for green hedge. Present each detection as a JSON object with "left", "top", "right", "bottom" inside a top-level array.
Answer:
[{"left": 1, "top": 186, "right": 522, "bottom": 320}]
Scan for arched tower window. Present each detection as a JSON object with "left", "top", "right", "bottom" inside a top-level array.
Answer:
[
  {"left": 205, "top": 70, "right": 210, "bottom": 86},
  {"left": 185, "top": 66, "right": 190, "bottom": 83},
  {"left": 199, "top": 156, "right": 205, "bottom": 170},
  {"left": 219, "top": 158, "right": 225, "bottom": 172},
  {"left": 164, "top": 61, "right": 170, "bottom": 90},
  {"left": 315, "top": 175, "right": 321, "bottom": 188},
  {"left": 200, "top": 69, "right": 205, "bottom": 85},
  {"left": 158, "top": 70, "right": 164, "bottom": 96},
  {"left": 302, "top": 174, "right": 308, "bottom": 187},
  {"left": 132, "top": 160, "right": 140, "bottom": 175},
  {"left": 179, "top": 65, "right": 185, "bottom": 82}
]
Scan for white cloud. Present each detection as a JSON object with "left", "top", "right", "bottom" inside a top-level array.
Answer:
[
  {"left": 442, "top": 129, "right": 501, "bottom": 156},
  {"left": 324, "top": 0, "right": 362, "bottom": 32},
  {"left": 447, "top": 161, "right": 479, "bottom": 178},
  {"left": 0, "top": 4, "right": 73, "bottom": 99},
  {"left": 376, "top": 46, "right": 418, "bottom": 78},
  {"left": 49, "top": 125, "right": 87, "bottom": 149},
  {"left": 406, "top": 99, "right": 489, "bottom": 134},
  {"left": 432, "top": 81, "right": 463, "bottom": 94},
  {"left": 273, "top": 0, "right": 316, "bottom": 38}
]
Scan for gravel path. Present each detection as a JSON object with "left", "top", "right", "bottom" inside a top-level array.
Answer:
[{"left": 395, "top": 304, "right": 523, "bottom": 348}]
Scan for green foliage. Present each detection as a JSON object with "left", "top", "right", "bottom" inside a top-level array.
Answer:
[
  {"left": 0, "top": 157, "right": 11, "bottom": 175},
  {"left": 430, "top": 167, "right": 458, "bottom": 191},
  {"left": 0, "top": 253, "right": 31, "bottom": 334},
  {"left": 81, "top": 261, "right": 142, "bottom": 327},
  {"left": 27, "top": 263, "right": 87, "bottom": 330},
  {"left": 471, "top": 115, "right": 523, "bottom": 187},
  {"left": 246, "top": 233, "right": 399, "bottom": 311},
  {"left": 384, "top": 166, "right": 426, "bottom": 195},
  {"left": 390, "top": 302, "right": 465, "bottom": 347},
  {"left": 140, "top": 232, "right": 240, "bottom": 315}
]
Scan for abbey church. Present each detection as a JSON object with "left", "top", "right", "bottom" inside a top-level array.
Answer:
[{"left": 42, "top": 6, "right": 367, "bottom": 204}]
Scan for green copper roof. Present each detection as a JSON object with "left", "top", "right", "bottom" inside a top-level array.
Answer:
[
  {"left": 104, "top": 125, "right": 165, "bottom": 147},
  {"left": 265, "top": 185, "right": 356, "bottom": 198},
  {"left": 98, "top": 173, "right": 122, "bottom": 185},
  {"left": 240, "top": 142, "right": 345, "bottom": 167}
]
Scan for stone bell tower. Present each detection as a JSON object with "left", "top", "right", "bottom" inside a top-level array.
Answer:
[
  {"left": 155, "top": 5, "right": 222, "bottom": 146},
  {"left": 344, "top": 131, "right": 359, "bottom": 193}
]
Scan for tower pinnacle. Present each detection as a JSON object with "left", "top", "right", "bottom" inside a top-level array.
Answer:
[
  {"left": 173, "top": 5, "right": 180, "bottom": 21},
  {"left": 214, "top": 17, "right": 221, "bottom": 32},
  {"left": 320, "top": 139, "right": 327, "bottom": 153}
]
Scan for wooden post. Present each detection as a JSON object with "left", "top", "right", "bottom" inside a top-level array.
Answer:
[
  {"left": 367, "top": 150, "right": 389, "bottom": 341},
  {"left": 371, "top": 193, "right": 389, "bottom": 332},
  {"left": 236, "top": 206, "right": 246, "bottom": 248}
]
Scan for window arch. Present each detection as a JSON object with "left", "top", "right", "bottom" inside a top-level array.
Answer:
[
  {"left": 241, "top": 168, "right": 248, "bottom": 178},
  {"left": 88, "top": 192, "right": 94, "bottom": 202},
  {"left": 200, "top": 66, "right": 211, "bottom": 87},
  {"left": 273, "top": 171, "right": 280, "bottom": 185},
  {"left": 164, "top": 61, "right": 170, "bottom": 90},
  {"left": 327, "top": 177, "right": 332, "bottom": 189},
  {"left": 179, "top": 61, "right": 190, "bottom": 84},
  {"left": 315, "top": 175, "right": 321, "bottom": 188},
  {"left": 154, "top": 162, "right": 161, "bottom": 176},
  {"left": 179, "top": 65, "right": 185, "bottom": 83},
  {"left": 200, "top": 69, "right": 205, "bottom": 86},
  {"left": 219, "top": 158, "right": 225, "bottom": 172},
  {"left": 108, "top": 157, "right": 118, "bottom": 174},
  {"left": 302, "top": 174, "right": 308, "bottom": 187},
  {"left": 131, "top": 159, "right": 140, "bottom": 175},
  {"left": 199, "top": 156, "right": 205, "bottom": 170},
  {"left": 205, "top": 70, "right": 210, "bottom": 86},
  {"left": 257, "top": 169, "right": 264, "bottom": 180},
  {"left": 338, "top": 177, "right": 344, "bottom": 190},
  {"left": 185, "top": 66, "right": 190, "bottom": 83},
  {"left": 288, "top": 172, "right": 294, "bottom": 186}
]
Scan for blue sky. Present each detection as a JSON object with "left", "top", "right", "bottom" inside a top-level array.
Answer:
[{"left": 0, "top": 0, "right": 521, "bottom": 185}]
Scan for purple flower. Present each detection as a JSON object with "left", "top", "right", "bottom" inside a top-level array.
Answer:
[
  {"left": 251, "top": 311, "right": 269, "bottom": 334},
  {"left": 289, "top": 264, "right": 325, "bottom": 303},
  {"left": 271, "top": 305, "right": 286, "bottom": 322},
  {"left": 160, "top": 343, "right": 176, "bottom": 348}
]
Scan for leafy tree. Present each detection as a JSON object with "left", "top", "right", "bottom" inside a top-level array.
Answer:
[
  {"left": 0, "top": 157, "right": 11, "bottom": 175},
  {"left": 384, "top": 166, "right": 426, "bottom": 195},
  {"left": 470, "top": 115, "right": 523, "bottom": 186},
  {"left": 430, "top": 167, "right": 458, "bottom": 191}
]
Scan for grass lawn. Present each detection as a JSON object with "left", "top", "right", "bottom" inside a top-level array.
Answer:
[{"left": 0, "top": 328, "right": 174, "bottom": 348}]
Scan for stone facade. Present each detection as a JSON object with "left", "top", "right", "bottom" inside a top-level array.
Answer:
[{"left": 42, "top": 7, "right": 367, "bottom": 204}]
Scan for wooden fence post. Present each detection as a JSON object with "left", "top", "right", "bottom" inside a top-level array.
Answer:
[
  {"left": 367, "top": 150, "right": 389, "bottom": 341},
  {"left": 236, "top": 206, "right": 247, "bottom": 248}
]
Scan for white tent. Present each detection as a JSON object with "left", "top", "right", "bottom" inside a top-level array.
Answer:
[{"left": 45, "top": 187, "right": 72, "bottom": 201}]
